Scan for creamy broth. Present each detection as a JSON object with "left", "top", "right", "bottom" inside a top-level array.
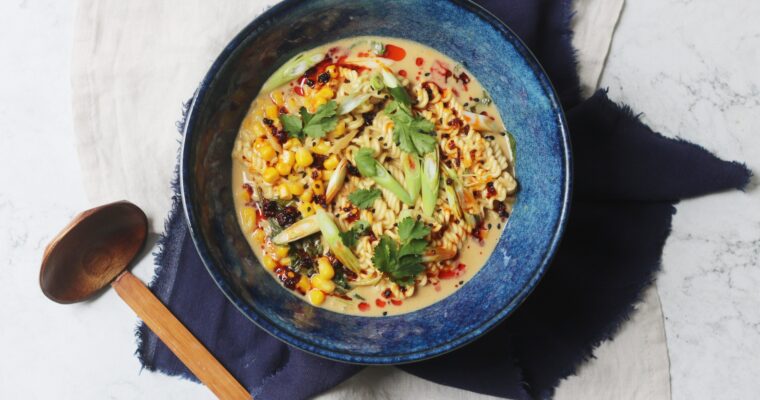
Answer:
[{"left": 232, "top": 37, "right": 516, "bottom": 316}]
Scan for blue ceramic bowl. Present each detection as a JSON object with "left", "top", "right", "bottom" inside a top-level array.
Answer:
[{"left": 181, "top": 0, "right": 571, "bottom": 364}]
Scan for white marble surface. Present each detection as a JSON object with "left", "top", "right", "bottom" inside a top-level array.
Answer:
[
  {"left": 599, "top": 1, "right": 760, "bottom": 399},
  {"left": 0, "top": 1, "right": 757, "bottom": 400}
]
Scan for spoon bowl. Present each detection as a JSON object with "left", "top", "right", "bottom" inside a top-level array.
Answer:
[{"left": 40, "top": 201, "right": 147, "bottom": 303}]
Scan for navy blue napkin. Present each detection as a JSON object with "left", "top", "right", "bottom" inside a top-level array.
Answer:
[{"left": 136, "top": 1, "right": 751, "bottom": 399}]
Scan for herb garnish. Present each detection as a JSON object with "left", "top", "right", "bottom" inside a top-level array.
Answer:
[
  {"left": 348, "top": 189, "right": 381, "bottom": 209},
  {"left": 372, "top": 217, "right": 430, "bottom": 286},
  {"left": 385, "top": 100, "right": 436, "bottom": 156},
  {"left": 338, "top": 220, "right": 370, "bottom": 248},
  {"left": 280, "top": 100, "right": 338, "bottom": 139}
]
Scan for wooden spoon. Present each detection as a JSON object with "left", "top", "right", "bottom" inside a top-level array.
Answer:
[{"left": 40, "top": 201, "right": 251, "bottom": 400}]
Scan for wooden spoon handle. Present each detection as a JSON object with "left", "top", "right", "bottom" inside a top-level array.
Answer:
[{"left": 112, "top": 271, "right": 251, "bottom": 400}]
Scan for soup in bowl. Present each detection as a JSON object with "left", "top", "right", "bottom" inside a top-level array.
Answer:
[{"left": 181, "top": 0, "right": 570, "bottom": 364}]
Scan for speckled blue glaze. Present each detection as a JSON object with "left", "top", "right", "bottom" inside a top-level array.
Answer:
[{"left": 181, "top": 0, "right": 571, "bottom": 364}]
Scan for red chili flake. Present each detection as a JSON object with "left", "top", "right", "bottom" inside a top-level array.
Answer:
[
  {"left": 358, "top": 302, "right": 371, "bottom": 312},
  {"left": 486, "top": 182, "right": 497, "bottom": 198},
  {"left": 398, "top": 69, "right": 407, "bottom": 77},
  {"left": 294, "top": 85, "right": 304, "bottom": 96},
  {"left": 357, "top": 51, "right": 369, "bottom": 57},
  {"left": 458, "top": 72, "right": 470, "bottom": 85},
  {"left": 434, "top": 283, "right": 442, "bottom": 292},
  {"left": 447, "top": 140, "right": 456, "bottom": 149},
  {"left": 242, "top": 183, "right": 253, "bottom": 196},
  {"left": 493, "top": 200, "right": 510, "bottom": 220},
  {"left": 375, "top": 299, "right": 386, "bottom": 308},
  {"left": 384, "top": 44, "right": 406, "bottom": 61},
  {"left": 452, "top": 88, "right": 460, "bottom": 97},
  {"left": 346, "top": 208, "right": 360, "bottom": 223},
  {"left": 391, "top": 299, "right": 403, "bottom": 306},
  {"left": 415, "top": 57, "right": 424, "bottom": 66}
]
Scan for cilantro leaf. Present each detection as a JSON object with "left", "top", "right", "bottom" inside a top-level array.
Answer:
[
  {"left": 385, "top": 100, "right": 437, "bottom": 155},
  {"left": 348, "top": 189, "right": 381, "bottom": 209},
  {"left": 354, "top": 147, "right": 377, "bottom": 177},
  {"left": 279, "top": 101, "right": 338, "bottom": 139},
  {"left": 372, "top": 234, "right": 427, "bottom": 287},
  {"left": 280, "top": 114, "right": 303, "bottom": 138},
  {"left": 303, "top": 101, "right": 337, "bottom": 138},
  {"left": 389, "top": 86, "right": 413, "bottom": 106},
  {"left": 398, "top": 217, "right": 431, "bottom": 244},
  {"left": 399, "top": 238, "right": 427, "bottom": 257},
  {"left": 338, "top": 220, "right": 369, "bottom": 248}
]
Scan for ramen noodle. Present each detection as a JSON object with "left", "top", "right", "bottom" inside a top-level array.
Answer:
[{"left": 232, "top": 37, "right": 517, "bottom": 316}]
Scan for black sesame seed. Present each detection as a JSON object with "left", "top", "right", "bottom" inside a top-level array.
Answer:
[
  {"left": 318, "top": 72, "right": 330, "bottom": 84},
  {"left": 383, "top": 311, "right": 388, "bottom": 316}
]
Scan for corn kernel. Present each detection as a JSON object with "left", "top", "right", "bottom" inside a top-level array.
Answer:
[
  {"left": 257, "top": 144, "right": 276, "bottom": 161},
  {"left": 252, "top": 228, "right": 266, "bottom": 245},
  {"left": 283, "top": 138, "right": 301, "bottom": 150},
  {"left": 263, "top": 167, "right": 279, "bottom": 183},
  {"left": 296, "top": 275, "right": 311, "bottom": 293},
  {"left": 241, "top": 207, "right": 257, "bottom": 231},
  {"left": 286, "top": 181, "right": 304, "bottom": 196},
  {"left": 312, "top": 141, "right": 331, "bottom": 155},
  {"left": 271, "top": 91, "right": 284, "bottom": 106},
  {"left": 324, "top": 155, "right": 339, "bottom": 170},
  {"left": 317, "top": 86, "right": 334, "bottom": 99},
  {"left": 317, "top": 257, "right": 335, "bottom": 279},
  {"left": 262, "top": 255, "right": 277, "bottom": 271},
  {"left": 300, "top": 188, "right": 313, "bottom": 203},
  {"left": 310, "top": 275, "right": 335, "bottom": 293},
  {"left": 265, "top": 104, "right": 279, "bottom": 120},
  {"left": 276, "top": 161, "right": 292, "bottom": 176},
  {"left": 297, "top": 201, "right": 315, "bottom": 217},
  {"left": 275, "top": 246, "right": 289, "bottom": 259},
  {"left": 308, "top": 289, "right": 325, "bottom": 305},
  {"left": 314, "top": 97, "right": 327, "bottom": 108},
  {"left": 333, "top": 120, "right": 346, "bottom": 137},
  {"left": 321, "top": 170, "right": 333, "bottom": 181},
  {"left": 280, "top": 257, "right": 292, "bottom": 267},
  {"left": 325, "top": 65, "right": 337, "bottom": 78},
  {"left": 280, "top": 150, "right": 295, "bottom": 167},
  {"left": 236, "top": 189, "right": 250, "bottom": 204},
  {"left": 277, "top": 184, "right": 292, "bottom": 200},
  {"left": 295, "top": 148, "right": 313, "bottom": 168},
  {"left": 312, "top": 181, "right": 325, "bottom": 195},
  {"left": 303, "top": 97, "right": 314, "bottom": 111},
  {"left": 254, "top": 137, "right": 266, "bottom": 149},
  {"left": 253, "top": 122, "right": 268, "bottom": 138}
]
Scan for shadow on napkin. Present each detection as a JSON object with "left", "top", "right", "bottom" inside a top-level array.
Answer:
[{"left": 136, "top": 1, "right": 752, "bottom": 399}]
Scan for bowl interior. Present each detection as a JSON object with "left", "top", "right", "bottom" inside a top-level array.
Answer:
[{"left": 181, "top": 0, "right": 570, "bottom": 364}]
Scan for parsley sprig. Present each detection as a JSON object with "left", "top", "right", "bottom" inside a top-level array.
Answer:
[
  {"left": 280, "top": 100, "right": 338, "bottom": 139},
  {"left": 372, "top": 217, "right": 431, "bottom": 286}
]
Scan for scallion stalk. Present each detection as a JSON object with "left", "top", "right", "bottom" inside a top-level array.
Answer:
[
  {"left": 402, "top": 153, "right": 421, "bottom": 204},
  {"left": 420, "top": 148, "right": 440, "bottom": 217},
  {"left": 314, "top": 208, "right": 361, "bottom": 273},
  {"left": 355, "top": 148, "right": 414, "bottom": 206},
  {"left": 262, "top": 49, "right": 324, "bottom": 92}
]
